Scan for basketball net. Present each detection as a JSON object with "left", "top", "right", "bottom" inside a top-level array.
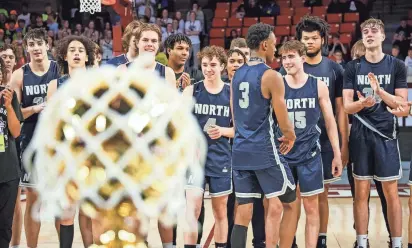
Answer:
[{"left": 80, "top": 0, "right": 102, "bottom": 14}]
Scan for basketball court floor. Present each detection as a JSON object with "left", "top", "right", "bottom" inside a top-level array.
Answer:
[{"left": 16, "top": 164, "right": 412, "bottom": 248}]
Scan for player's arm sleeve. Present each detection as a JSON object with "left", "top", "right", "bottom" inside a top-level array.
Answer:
[{"left": 278, "top": 66, "right": 287, "bottom": 76}]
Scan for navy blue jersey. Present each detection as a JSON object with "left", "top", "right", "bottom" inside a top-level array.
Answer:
[
  {"left": 57, "top": 74, "right": 70, "bottom": 88},
  {"left": 343, "top": 55, "right": 407, "bottom": 139},
  {"left": 280, "top": 56, "right": 343, "bottom": 151},
  {"left": 193, "top": 81, "right": 232, "bottom": 177},
  {"left": 232, "top": 63, "right": 283, "bottom": 170},
  {"left": 106, "top": 54, "right": 129, "bottom": 67},
  {"left": 279, "top": 76, "right": 321, "bottom": 166},
  {"left": 126, "top": 61, "right": 166, "bottom": 78}
]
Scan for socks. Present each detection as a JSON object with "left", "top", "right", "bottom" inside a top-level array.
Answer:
[
  {"left": 10, "top": 246, "right": 20, "bottom": 248},
  {"left": 215, "top": 242, "right": 227, "bottom": 248},
  {"left": 163, "top": 243, "right": 173, "bottom": 248},
  {"left": 391, "top": 237, "right": 402, "bottom": 248},
  {"left": 59, "top": 224, "right": 74, "bottom": 248},
  {"left": 196, "top": 245, "right": 202, "bottom": 248},
  {"left": 184, "top": 245, "right": 197, "bottom": 248},
  {"left": 356, "top": 235, "right": 368, "bottom": 248},
  {"left": 231, "top": 225, "right": 248, "bottom": 248},
  {"left": 317, "top": 233, "right": 327, "bottom": 247}
]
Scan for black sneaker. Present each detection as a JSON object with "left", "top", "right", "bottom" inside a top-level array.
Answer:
[{"left": 353, "top": 240, "right": 370, "bottom": 248}]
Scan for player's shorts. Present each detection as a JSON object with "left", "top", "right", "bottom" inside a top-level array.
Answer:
[
  {"left": 322, "top": 151, "right": 340, "bottom": 184},
  {"left": 186, "top": 175, "right": 232, "bottom": 197},
  {"left": 290, "top": 155, "right": 324, "bottom": 197},
  {"left": 233, "top": 164, "right": 296, "bottom": 204},
  {"left": 350, "top": 127, "right": 401, "bottom": 181},
  {"left": 19, "top": 127, "right": 36, "bottom": 188}
]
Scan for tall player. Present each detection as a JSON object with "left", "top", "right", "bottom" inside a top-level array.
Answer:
[
  {"left": 183, "top": 45, "right": 233, "bottom": 248},
  {"left": 47, "top": 35, "right": 96, "bottom": 248},
  {"left": 278, "top": 40, "right": 342, "bottom": 248},
  {"left": 10, "top": 28, "right": 60, "bottom": 248},
  {"left": 343, "top": 18, "right": 407, "bottom": 248},
  {"left": 230, "top": 22, "right": 296, "bottom": 248},
  {"left": 106, "top": 20, "right": 141, "bottom": 66},
  {"left": 279, "top": 15, "right": 348, "bottom": 248}
]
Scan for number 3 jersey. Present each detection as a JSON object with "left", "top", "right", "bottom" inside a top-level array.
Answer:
[
  {"left": 279, "top": 75, "right": 321, "bottom": 166},
  {"left": 343, "top": 55, "right": 407, "bottom": 139},
  {"left": 192, "top": 81, "right": 232, "bottom": 178},
  {"left": 232, "top": 63, "right": 285, "bottom": 170}
]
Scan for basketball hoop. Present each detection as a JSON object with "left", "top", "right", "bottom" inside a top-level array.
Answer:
[{"left": 80, "top": 0, "right": 102, "bottom": 14}]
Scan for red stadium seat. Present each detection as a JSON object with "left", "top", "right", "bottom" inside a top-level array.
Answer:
[
  {"left": 295, "top": 7, "right": 311, "bottom": 15},
  {"left": 277, "top": 15, "right": 292, "bottom": 26},
  {"left": 215, "top": 9, "right": 229, "bottom": 18},
  {"left": 275, "top": 26, "right": 291, "bottom": 36},
  {"left": 291, "top": 25, "right": 297, "bottom": 36},
  {"left": 327, "top": 13, "right": 342, "bottom": 23},
  {"left": 328, "top": 35, "right": 333, "bottom": 45},
  {"left": 280, "top": 8, "right": 294, "bottom": 15},
  {"left": 226, "top": 28, "right": 242, "bottom": 37},
  {"left": 216, "top": 2, "right": 230, "bottom": 9},
  {"left": 212, "top": 18, "right": 227, "bottom": 28},
  {"left": 228, "top": 17, "right": 243, "bottom": 27},
  {"left": 330, "top": 24, "right": 340, "bottom": 34},
  {"left": 291, "top": 0, "right": 305, "bottom": 7},
  {"left": 242, "top": 27, "right": 249, "bottom": 37},
  {"left": 340, "top": 33, "right": 353, "bottom": 45},
  {"left": 293, "top": 13, "right": 306, "bottom": 25},
  {"left": 243, "top": 17, "right": 259, "bottom": 27},
  {"left": 210, "top": 28, "right": 225, "bottom": 38},
  {"left": 210, "top": 38, "right": 225, "bottom": 47},
  {"left": 344, "top": 12, "right": 359, "bottom": 23},
  {"left": 278, "top": 1, "right": 291, "bottom": 8},
  {"left": 260, "top": 17, "right": 275, "bottom": 25},
  {"left": 340, "top": 23, "right": 356, "bottom": 34},
  {"left": 231, "top": 2, "right": 242, "bottom": 16},
  {"left": 312, "top": 6, "right": 328, "bottom": 16}
]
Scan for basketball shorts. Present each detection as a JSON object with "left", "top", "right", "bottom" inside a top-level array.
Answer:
[
  {"left": 186, "top": 174, "right": 232, "bottom": 197},
  {"left": 350, "top": 127, "right": 401, "bottom": 181},
  {"left": 290, "top": 155, "right": 324, "bottom": 197},
  {"left": 233, "top": 164, "right": 296, "bottom": 204},
  {"left": 322, "top": 151, "right": 340, "bottom": 184},
  {"left": 19, "top": 125, "right": 36, "bottom": 188}
]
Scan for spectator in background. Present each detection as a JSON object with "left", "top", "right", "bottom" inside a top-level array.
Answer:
[
  {"left": 327, "top": 0, "right": 346, "bottom": 14},
  {"left": 143, "top": 7, "right": 156, "bottom": 23},
  {"left": 15, "top": 45, "right": 26, "bottom": 69},
  {"left": 9, "top": 10, "right": 18, "bottom": 22},
  {"left": 16, "top": 20, "right": 26, "bottom": 35},
  {"left": 4, "top": 37, "right": 11, "bottom": 45},
  {"left": 236, "top": 5, "right": 246, "bottom": 18},
  {"left": 47, "top": 36, "right": 54, "bottom": 49},
  {"left": 104, "top": 22, "right": 112, "bottom": 33},
  {"left": 46, "top": 14, "right": 59, "bottom": 34},
  {"left": 75, "top": 23, "right": 83, "bottom": 34},
  {"left": 391, "top": 44, "right": 405, "bottom": 61},
  {"left": 345, "top": 0, "right": 368, "bottom": 22},
  {"left": 14, "top": 31, "right": 23, "bottom": 45},
  {"left": 405, "top": 47, "right": 412, "bottom": 77},
  {"left": 6, "top": 20, "right": 17, "bottom": 40},
  {"left": 225, "top": 29, "right": 240, "bottom": 49},
  {"left": 62, "top": 20, "right": 71, "bottom": 34},
  {"left": 186, "top": 2, "right": 204, "bottom": 32},
  {"left": 139, "top": 15, "right": 150, "bottom": 23},
  {"left": 328, "top": 34, "right": 347, "bottom": 56},
  {"left": 245, "top": 0, "right": 262, "bottom": 17},
  {"left": 160, "top": 9, "right": 173, "bottom": 28},
  {"left": 185, "top": 11, "right": 201, "bottom": 69},
  {"left": 42, "top": 2, "right": 54, "bottom": 22},
  {"left": 135, "top": 0, "right": 156, "bottom": 18},
  {"left": 100, "top": 30, "right": 114, "bottom": 62},
  {"left": 333, "top": 50, "right": 346, "bottom": 68},
  {"left": 84, "top": 20, "right": 100, "bottom": 41},
  {"left": 33, "top": 15, "right": 46, "bottom": 29},
  {"left": 0, "top": 12, "right": 7, "bottom": 30},
  {"left": 393, "top": 17, "right": 411, "bottom": 57},
  {"left": 261, "top": 0, "right": 280, "bottom": 17},
  {"left": 174, "top": 11, "right": 185, "bottom": 32},
  {"left": 172, "top": 19, "right": 183, "bottom": 34},
  {"left": 18, "top": 3, "right": 30, "bottom": 27},
  {"left": 305, "top": 0, "right": 322, "bottom": 7},
  {"left": 162, "top": 23, "right": 175, "bottom": 42}
]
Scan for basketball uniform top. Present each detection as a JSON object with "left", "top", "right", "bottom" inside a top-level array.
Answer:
[
  {"left": 343, "top": 55, "right": 407, "bottom": 139},
  {"left": 279, "top": 75, "right": 321, "bottom": 166},
  {"left": 57, "top": 74, "right": 70, "bottom": 88},
  {"left": 106, "top": 54, "right": 129, "bottom": 67},
  {"left": 21, "top": 61, "right": 59, "bottom": 123},
  {"left": 232, "top": 62, "right": 283, "bottom": 170},
  {"left": 193, "top": 81, "right": 232, "bottom": 177},
  {"left": 280, "top": 56, "right": 343, "bottom": 152},
  {"left": 125, "top": 61, "right": 166, "bottom": 78}
]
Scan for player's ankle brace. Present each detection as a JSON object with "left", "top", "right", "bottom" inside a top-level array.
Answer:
[
  {"left": 59, "top": 224, "right": 74, "bottom": 248},
  {"left": 215, "top": 242, "right": 227, "bottom": 248},
  {"left": 231, "top": 225, "right": 248, "bottom": 248}
]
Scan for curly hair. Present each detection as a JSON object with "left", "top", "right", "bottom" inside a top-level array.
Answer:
[
  {"left": 121, "top": 20, "right": 141, "bottom": 51},
  {"left": 246, "top": 23, "right": 274, "bottom": 50},
  {"left": 23, "top": 28, "right": 48, "bottom": 47},
  {"left": 197, "top": 46, "right": 227, "bottom": 66},
  {"left": 164, "top": 33, "right": 192, "bottom": 59},
  {"left": 295, "top": 15, "right": 330, "bottom": 45},
  {"left": 133, "top": 23, "right": 162, "bottom": 43},
  {"left": 55, "top": 35, "right": 96, "bottom": 75},
  {"left": 0, "top": 57, "right": 7, "bottom": 86}
]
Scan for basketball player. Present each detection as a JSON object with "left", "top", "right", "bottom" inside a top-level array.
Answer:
[
  {"left": 183, "top": 45, "right": 233, "bottom": 248},
  {"left": 279, "top": 15, "right": 348, "bottom": 248},
  {"left": 10, "top": 28, "right": 60, "bottom": 248},
  {"left": 0, "top": 45, "right": 23, "bottom": 248},
  {"left": 348, "top": 40, "right": 390, "bottom": 248},
  {"left": 106, "top": 20, "right": 141, "bottom": 66},
  {"left": 279, "top": 40, "right": 342, "bottom": 248},
  {"left": 231, "top": 23, "right": 296, "bottom": 248},
  {"left": 343, "top": 18, "right": 407, "bottom": 248},
  {"left": 47, "top": 35, "right": 96, "bottom": 248},
  {"left": 230, "top": 38, "right": 250, "bottom": 60}
]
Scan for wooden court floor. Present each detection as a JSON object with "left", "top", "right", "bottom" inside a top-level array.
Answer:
[{"left": 15, "top": 197, "right": 410, "bottom": 248}]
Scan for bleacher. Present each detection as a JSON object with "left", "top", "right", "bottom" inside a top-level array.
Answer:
[{"left": 209, "top": 0, "right": 362, "bottom": 69}]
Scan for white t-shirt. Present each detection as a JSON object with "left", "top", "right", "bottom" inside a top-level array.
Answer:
[
  {"left": 18, "top": 13, "right": 30, "bottom": 27},
  {"left": 405, "top": 56, "right": 412, "bottom": 68},
  {"left": 185, "top": 20, "right": 201, "bottom": 45}
]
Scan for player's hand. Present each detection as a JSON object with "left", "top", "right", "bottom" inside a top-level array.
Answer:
[
  {"left": 207, "top": 125, "right": 222, "bottom": 139},
  {"left": 368, "top": 72, "right": 381, "bottom": 95},
  {"left": 278, "top": 136, "right": 294, "bottom": 155},
  {"left": 340, "top": 145, "right": 349, "bottom": 167},
  {"left": 0, "top": 87, "right": 13, "bottom": 108},
  {"left": 33, "top": 102, "right": 46, "bottom": 113},
  {"left": 332, "top": 155, "right": 343, "bottom": 177},
  {"left": 356, "top": 91, "right": 376, "bottom": 108},
  {"left": 178, "top": 72, "right": 191, "bottom": 90},
  {"left": 387, "top": 99, "right": 412, "bottom": 117}
]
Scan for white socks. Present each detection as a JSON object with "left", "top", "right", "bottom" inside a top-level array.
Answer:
[
  {"left": 356, "top": 235, "right": 368, "bottom": 247},
  {"left": 391, "top": 237, "right": 402, "bottom": 248},
  {"left": 162, "top": 243, "right": 173, "bottom": 248}
]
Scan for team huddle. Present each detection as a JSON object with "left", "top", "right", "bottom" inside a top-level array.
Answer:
[{"left": 0, "top": 12, "right": 410, "bottom": 248}]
